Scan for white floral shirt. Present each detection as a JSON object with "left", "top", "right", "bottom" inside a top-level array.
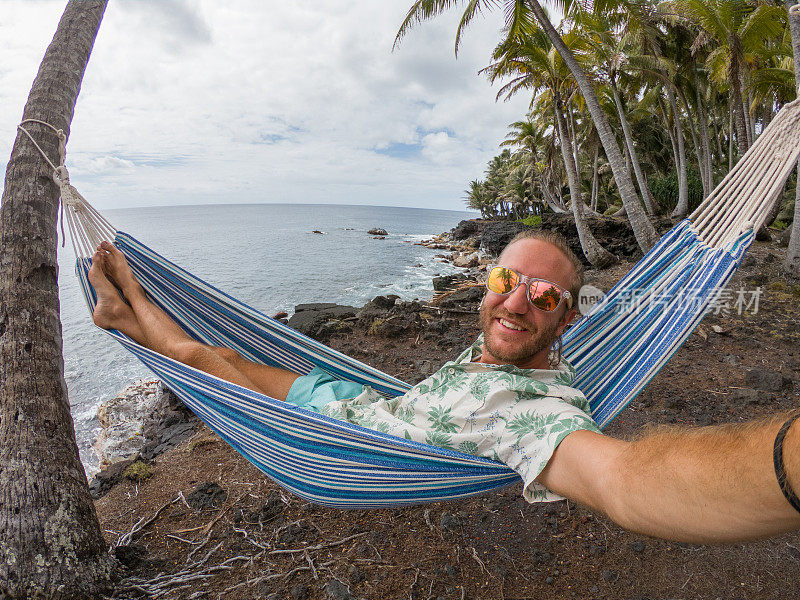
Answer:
[{"left": 320, "top": 336, "right": 601, "bottom": 502}]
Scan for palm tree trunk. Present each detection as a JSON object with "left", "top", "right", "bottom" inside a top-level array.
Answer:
[
  {"left": 679, "top": 89, "right": 704, "bottom": 196},
  {"left": 729, "top": 52, "right": 749, "bottom": 154},
  {"left": 610, "top": 79, "right": 657, "bottom": 215},
  {"left": 664, "top": 82, "right": 689, "bottom": 218},
  {"left": 525, "top": 0, "right": 657, "bottom": 253},
  {"left": 746, "top": 89, "right": 755, "bottom": 147},
  {"left": 564, "top": 99, "right": 600, "bottom": 216},
  {"left": 729, "top": 104, "right": 735, "bottom": 171},
  {"left": 541, "top": 170, "right": 568, "bottom": 213},
  {"left": 543, "top": 187, "right": 568, "bottom": 213},
  {"left": 554, "top": 97, "right": 616, "bottom": 267},
  {"left": 0, "top": 2, "right": 114, "bottom": 598},
  {"left": 694, "top": 69, "right": 713, "bottom": 196},
  {"left": 712, "top": 107, "right": 724, "bottom": 166},
  {"left": 591, "top": 139, "right": 599, "bottom": 213},
  {"left": 785, "top": 1, "right": 800, "bottom": 275},
  {"left": 659, "top": 94, "right": 680, "bottom": 174},
  {"left": 567, "top": 102, "right": 581, "bottom": 174}
]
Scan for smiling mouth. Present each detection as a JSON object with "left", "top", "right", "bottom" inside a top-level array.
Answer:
[{"left": 498, "top": 318, "right": 527, "bottom": 332}]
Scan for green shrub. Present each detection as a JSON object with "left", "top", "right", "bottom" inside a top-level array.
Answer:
[
  {"left": 123, "top": 460, "right": 154, "bottom": 481},
  {"left": 650, "top": 168, "right": 704, "bottom": 213},
  {"left": 772, "top": 220, "right": 788, "bottom": 230},
  {"left": 515, "top": 215, "right": 542, "bottom": 227}
]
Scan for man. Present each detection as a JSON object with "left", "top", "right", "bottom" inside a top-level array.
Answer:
[{"left": 88, "top": 231, "right": 800, "bottom": 544}]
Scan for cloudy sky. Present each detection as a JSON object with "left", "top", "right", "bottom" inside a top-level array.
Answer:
[{"left": 1, "top": 0, "right": 532, "bottom": 211}]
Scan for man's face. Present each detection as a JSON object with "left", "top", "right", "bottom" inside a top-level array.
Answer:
[{"left": 479, "top": 239, "right": 576, "bottom": 370}]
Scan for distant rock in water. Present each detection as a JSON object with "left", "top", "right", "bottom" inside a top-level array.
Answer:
[
  {"left": 312, "top": 230, "right": 325, "bottom": 234},
  {"left": 367, "top": 227, "right": 388, "bottom": 236}
]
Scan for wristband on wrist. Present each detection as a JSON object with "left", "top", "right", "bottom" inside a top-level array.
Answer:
[{"left": 773, "top": 412, "right": 800, "bottom": 515}]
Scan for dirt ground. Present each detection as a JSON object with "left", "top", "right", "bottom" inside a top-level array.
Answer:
[{"left": 95, "top": 235, "right": 800, "bottom": 600}]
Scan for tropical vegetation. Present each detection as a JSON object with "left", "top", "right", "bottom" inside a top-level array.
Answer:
[{"left": 396, "top": 0, "right": 800, "bottom": 271}]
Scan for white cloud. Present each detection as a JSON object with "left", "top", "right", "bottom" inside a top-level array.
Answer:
[
  {"left": 0, "top": 0, "right": 530, "bottom": 211},
  {"left": 421, "top": 131, "right": 460, "bottom": 164},
  {"left": 77, "top": 155, "right": 136, "bottom": 176}
]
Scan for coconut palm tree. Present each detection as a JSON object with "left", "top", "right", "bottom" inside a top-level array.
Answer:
[
  {"left": 501, "top": 119, "right": 555, "bottom": 214},
  {"left": 521, "top": 0, "right": 657, "bottom": 251},
  {"left": 395, "top": 0, "right": 658, "bottom": 253},
  {"left": 465, "top": 179, "right": 493, "bottom": 216},
  {"left": 485, "top": 22, "right": 617, "bottom": 266},
  {"left": 575, "top": 9, "right": 660, "bottom": 214},
  {"left": 0, "top": 2, "right": 115, "bottom": 598},
  {"left": 669, "top": 0, "right": 786, "bottom": 155}
]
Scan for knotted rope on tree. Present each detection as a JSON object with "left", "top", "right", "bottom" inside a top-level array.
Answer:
[{"left": 17, "top": 119, "right": 115, "bottom": 257}]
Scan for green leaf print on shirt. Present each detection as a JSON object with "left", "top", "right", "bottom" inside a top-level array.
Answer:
[
  {"left": 427, "top": 368, "right": 470, "bottom": 401},
  {"left": 505, "top": 411, "right": 560, "bottom": 442},
  {"left": 384, "top": 397, "right": 401, "bottom": 413},
  {"left": 428, "top": 405, "right": 459, "bottom": 433},
  {"left": 520, "top": 377, "right": 550, "bottom": 396},
  {"left": 351, "top": 411, "right": 378, "bottom": 430},
  {"left": 468, "top": 374, "right": 491, "bottom": 403},
  {"left": 426, "top": 430, "right": 454, "bottom": 450},
  {"left": 396, "top": 404, "right": 415, "bottom": 424},
  {"left": 553, "top": 370, "right": 575, "bottom": 387},
  {"left": 531, "top": 485, "right": 550, "bottom": 501},
  {"left": 457, "top": 440, "right": 479, "bottom": 455},
  {"left": 321, "top": 404, "right": 345, "bottom": 420},
  {"left": 494, "top": 372, "right": 549, "bottom": 397},
  {"left": 414, "top": 367, "right": 454, "bottom": 398}
]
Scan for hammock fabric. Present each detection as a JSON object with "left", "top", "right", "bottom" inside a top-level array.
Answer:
[{"left": 51, "top": 99, "right": 800, "bottom": 508}]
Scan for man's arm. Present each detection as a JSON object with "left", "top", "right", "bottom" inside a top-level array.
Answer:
[{"left": 536, "top": 414, "right": 800, "bottom": 543}]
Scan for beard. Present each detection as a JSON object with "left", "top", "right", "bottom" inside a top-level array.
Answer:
[{"left": 479, "top": 303, "right": 561, "bottom": 367}]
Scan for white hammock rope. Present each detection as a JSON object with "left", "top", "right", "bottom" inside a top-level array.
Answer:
[
  {"left": 690, "top": 99, "right": 800, "bottom": 245},
  {"left": 17, "top": 119, "right": 115, "bottom": 259}
]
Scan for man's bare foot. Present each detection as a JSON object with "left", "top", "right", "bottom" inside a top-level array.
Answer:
[
  {"left": 97, "top": 240, "right": 141, "bottom": 297},
  {"left": 88, "top": 251, "right": 146, "bottom": 342}
]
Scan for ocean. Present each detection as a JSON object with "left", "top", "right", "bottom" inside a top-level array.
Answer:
[{"left": 56, "top": 203, "right": 474, "bottom": 475}]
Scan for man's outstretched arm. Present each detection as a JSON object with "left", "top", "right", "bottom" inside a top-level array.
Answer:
[{"left": 536, "top": 413, "right": 800, "bottom": 543}]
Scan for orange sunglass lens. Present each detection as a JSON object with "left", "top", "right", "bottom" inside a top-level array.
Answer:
[
  {"left": 530, "top": 283, "right": 561, "bottom": 311},
  {"left": 487, "top": 267, "right": 519, "bottom": 294}
]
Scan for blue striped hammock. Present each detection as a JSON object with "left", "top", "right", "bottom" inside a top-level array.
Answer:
[{"left": 66, "top": 100, "right": 800, "bottom": 508}]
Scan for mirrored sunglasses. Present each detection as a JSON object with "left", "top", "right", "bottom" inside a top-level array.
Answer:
[{"left": 485, "top": 266, "right": 572, "bottom": 312}]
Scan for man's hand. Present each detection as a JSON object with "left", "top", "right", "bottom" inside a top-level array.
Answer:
[{"left": 536, "top": 416, "right": 800, "bottom": 543}]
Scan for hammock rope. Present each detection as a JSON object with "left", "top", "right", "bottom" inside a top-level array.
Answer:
[
  {"left": 17, "top": 119, "right": 116, "bottom": 257},
  {"left": 25, "top": 98, "right": 800, "bottom": 507}
]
